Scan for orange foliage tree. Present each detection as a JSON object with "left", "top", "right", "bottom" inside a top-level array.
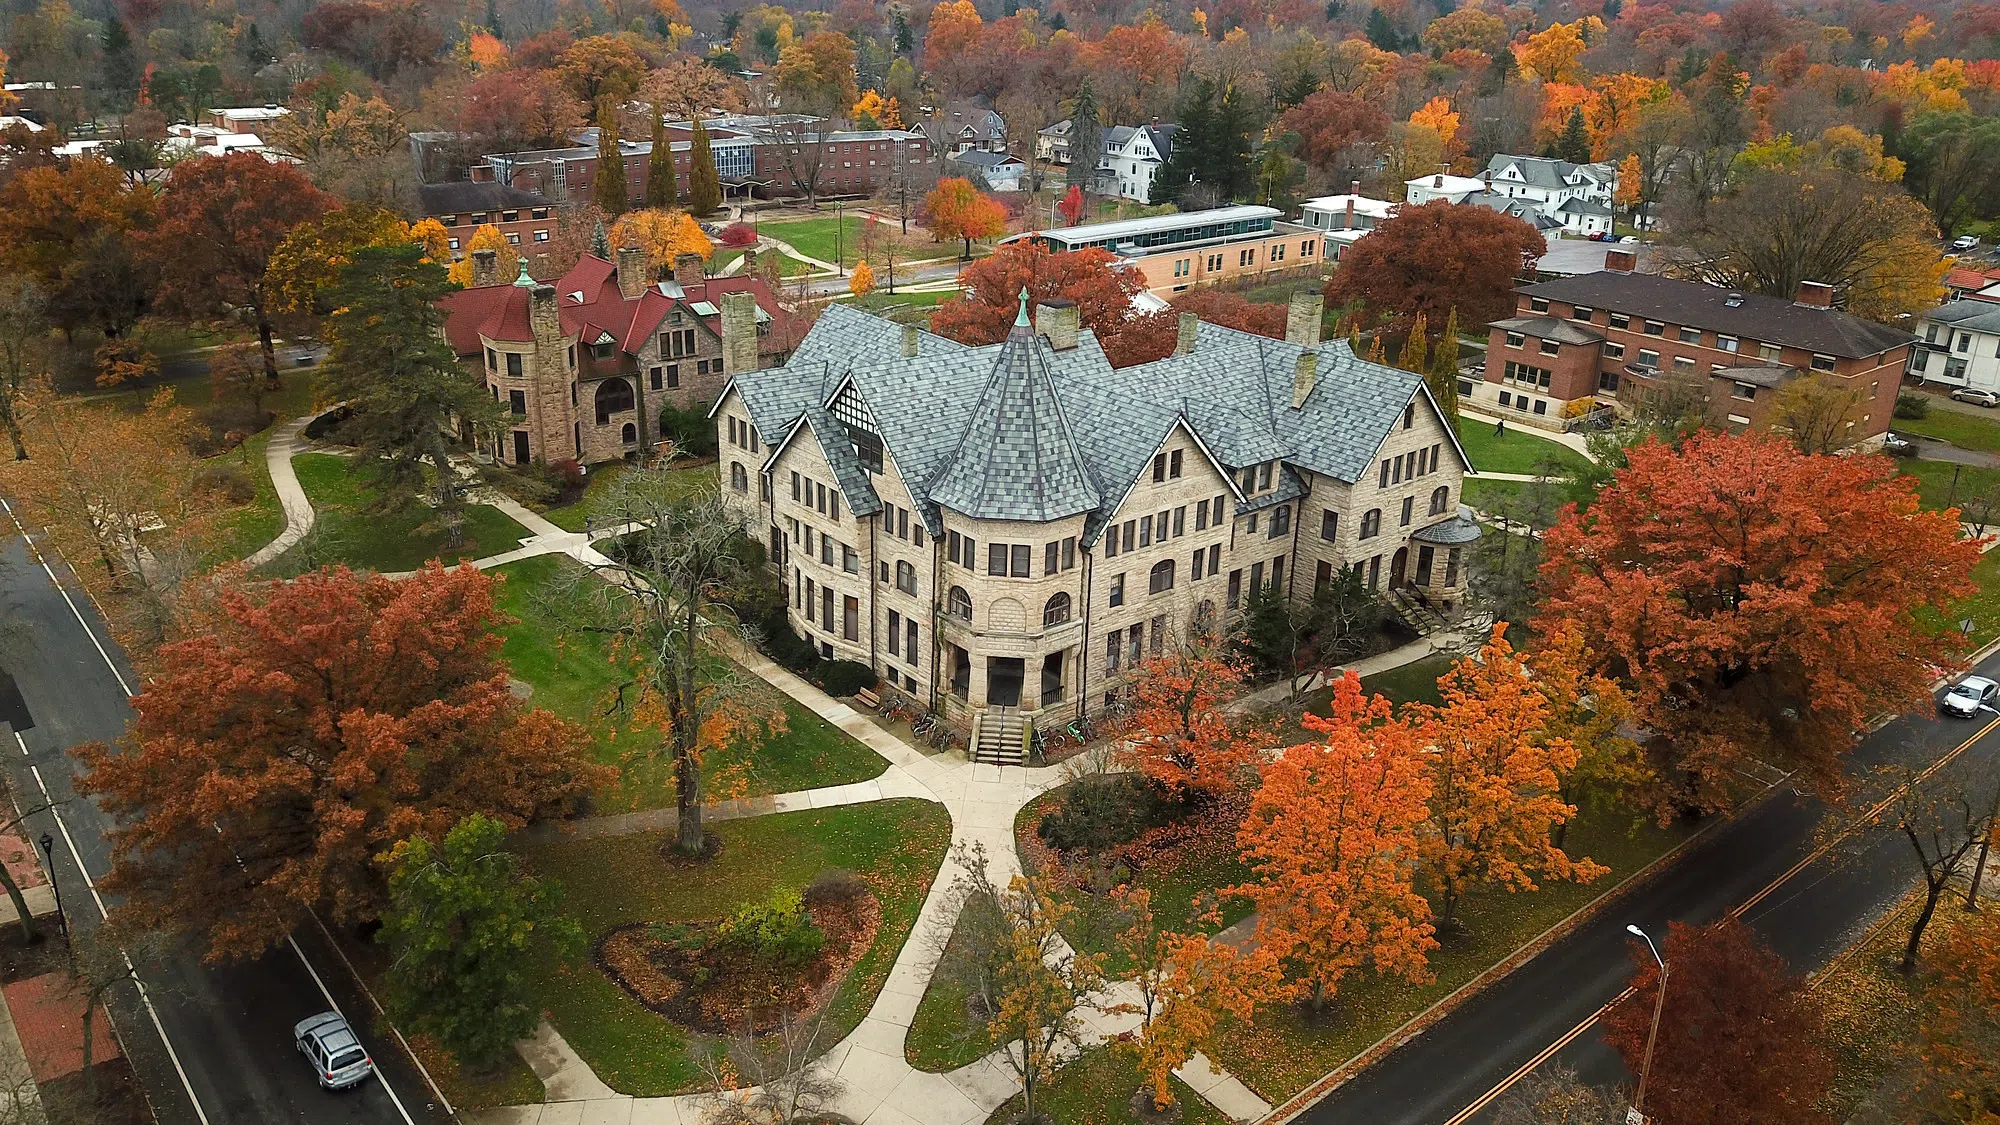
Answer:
[
  {"left": 1916, "top": 909, "right": 2000, "bottom": 1117},
  {"left": 922, "top": 176, "right": 1007, "bottom": 259},
  {"left": 1115, "top": 640, "right": 1270, "bottom": 801},
  {"left": 1537, "top": 432, "right": 1982, "bottom": 814},
  {"left": 1234, "top": 673, "right": 1436, "bottom": 1009},
  {"left": 929, "top": 241, "right": 1140, "bottom": 346},
  {"left": 1414, "top": 624, "right": 1607, "bottom": 932},
  {"left": 76, "top": 564, "right": 608, "bottom": 959}
]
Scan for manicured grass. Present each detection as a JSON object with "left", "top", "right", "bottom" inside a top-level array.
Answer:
[
  {"left": 207, "top": 428, "right": 286, "bottom": 563},
  {"left": 487, "top": 555, "right": 887, "bottom": 811},
  {"left": 1897, "top": 458, "right": 2000, "bottom": 512},
  {"left": 537, "top": 461, "right": 717, "bottom": 532},
  {"left": 840, "top": 288, "right": 960, "bottom": 312},
  {"left": 1894, "top": 405, "right": 2000, "bottom": 453},
  {"left": 1209, "top": 798, "right": 1688, "bottom": 1100},
  {"left": 982, "top": 1046, "right": 1233, "bottom": 1125},
  {"left": 1932, "top": 548, "right": 2000, "bottom": 648},
  {"left": 1452, "top": 417, "right": 1591, "bottom": 476},
  {"left": 905, "top": 906, "right": 1000, "bottom": 1071},
  {"left": 520, "top": 800, "right": 953, "bottom": 1095},
  {"left": 759, "top": 216, "right": 869, "bottom": 267},
  {"left": 268, "top": 453, "right": 527, "bottom": 574},
  {"left": 1359, "top": 654, "right": 1457, "bottom": 709},
  {"left": 1462, "top": 477, "right": 1530, "bottom": 512}
]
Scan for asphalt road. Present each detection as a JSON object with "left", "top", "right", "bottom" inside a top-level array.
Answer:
[
  {"left": 1293, "top": 650, "right": 2000, "bottom": 1125},
  {"left": 0, "top": 517, "right": 451, "bottom": 1125}
]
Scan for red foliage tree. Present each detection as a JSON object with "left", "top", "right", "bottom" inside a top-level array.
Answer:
[
  {"left": 76, "top": 565, "right": 609, "bottom": 959},
  {"left": 1280, "top": 90, "right": 1393, "bottom": 175},
  {"left": 143, "top": 153, "right": 331, "bottom": 387},
  {"left": 1601, "top": 918, "right": 1834, "bottom": 1125},
  {"left": 1538, "top": 432, "right": 1980, "bottom": 814},
  {"left": 929, "top": 241, "right": 1141, "bottom": 347},
  {"left": 717, "top": 221, "right": 760, "bottom": 249},
  {"left": 1057, "top": 184, "right": 1084, "bottom": 227},
  {"left": 1102, "top": 290, "right": 1291, "bottom": 367},
  {"left": 1115, "top": 641, "right": 1271, "bottom": 800},
  {"left": 1324, "top": 200, "right": 1545, "bottom": 332}
]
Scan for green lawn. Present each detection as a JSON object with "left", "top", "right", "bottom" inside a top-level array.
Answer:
[
  {"left": 1931, "top": 548, "right": 2000, "bottom": 648},
  {"left": 906, "top": 905, "right": 1001, "bottom": 1071},
  {"left": 1462, "top": 477, "right": 1530, "bottom": 512},
  {"left": 207, "top": 429, "right": 286, "bottom": 563},
  {"left": 1895, "top": 405, "right": 2000, "bottom": 453},
  {"left": 1210, "top": 797, "right": 1687, "bottom": 1100},
  {"left": 1451, "top": 417, "right": 1591, "bottom": 476},
  {"left": 840, "top": 288, "right": 960, "bottom": 312},
  {"left": 1897, "top": 458, "right": 2000, "bottom": 512},
  {"left": 520, "top": 800, "right": 952, "bottom": 1095},
  {"left": 759, "top": 216, "right": 869, "bottom": 268},
  {"left": 487, "top": 555, "right": 888, "bottom": 812},
  {"left": 266, "top": 453, "right": 527, "bottom": 574},
  {"left": 982, "top": 1046, "right": 1233, "bottom": 1125},
  {"left": 536, "top": 461, "right": 717, "bottom": 532}
]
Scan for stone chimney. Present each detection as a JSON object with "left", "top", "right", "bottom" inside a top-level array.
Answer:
[
  {"left": 615, "top": 246, "right": 649, "bottom": 301},
  {"left": 1035, "top": 299, "right": 1079, "bottom": 350},
  {"left": 1603, "top": 248, "right": 1637, "bottom": 272},
  {"left": 672, "top": 252, "right": 705, "bottom": 283},
  {"left": 1286, "top": 292, "right": 1324, "bottom": 347},
  {"left": 720, "top": 290, "right": 761, "bottom": 375},
  {"left": 1796, "top": 280, "right": 1835, "bottom": 308},
  {"left": 1291, "top": 352, "right": 1318, "bottom": 410},
  {"left": 1173, "top": 312, "right": 1198, "bottom": 357},
  {"left": 471, "top": 248, "right": 500, "bottom": 288},
  {"left": 529, "top": 283, "right": 562, "bottom": 347},
  {"left": 901, "top": 322, "right": 920, "bottom": 358},
  {"left": 527, "top": 283, "right": 575, "bottom": 464},
  {"left": 742, "top": 248, "right": 760, "bottom": 270}
]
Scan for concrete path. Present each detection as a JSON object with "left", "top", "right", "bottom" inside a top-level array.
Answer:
[
  {"left": 1912, "top": 436, "right": 2000, "bottom": 468},
  {"left": 0, "top": 984, "right": 43, "bottom": 1125},
  {"left": 242, "top": 415, "right": 317, "bottom": 568}
]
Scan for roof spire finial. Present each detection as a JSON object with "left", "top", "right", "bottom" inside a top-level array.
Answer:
[
  {"left": 512, "top": 257, "right": 535, "bottom": 287},
  {"left": 1015, "top": 287, "right": 1031, "bottom": 328}
]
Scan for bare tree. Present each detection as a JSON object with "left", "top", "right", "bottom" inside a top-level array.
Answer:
[
  {"left": 1490, "top": 1064, "right": 1630, "bottom": 1125},
  {"left": 696, "top": 1007, "right": 846, "bottom": 1124},
  {"left": 1875, "top": 756, "right": 2000, "bottom": 973}
]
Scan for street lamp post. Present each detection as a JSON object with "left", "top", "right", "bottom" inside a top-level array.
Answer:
[
  {"left": 37, "top": 832, "right": 65, "bottom": 939},
  {"left": 1627, "top": 923, "right": 1669, "bottom": 1124},
  {"left": 834, "top": 200, "right": 844, "bottom": 278}
]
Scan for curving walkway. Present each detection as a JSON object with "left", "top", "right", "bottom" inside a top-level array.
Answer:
[{"left": 241, "top": 415, "right": 318, "bottom": 568}]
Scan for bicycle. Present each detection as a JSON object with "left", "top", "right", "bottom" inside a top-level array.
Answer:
[
  {"left": 1066, "top": 715, "right": 1093, "bottom": 744},
  {"left": 1029, "top": 726, "right": 1050, "bottom": 762},
  {"left": 911, "top": 711, "right": 937, "bottom": 737}
]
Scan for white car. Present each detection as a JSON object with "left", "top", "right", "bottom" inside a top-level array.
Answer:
[
  {"left": 1952, "top": 235, "right": 1980, "bottom": 252},
  {"left": 1940, "top": 676, "right": 1999, "bottom": 718},
  {"left": 294, "top": 1011, "right": 374, "bottom": 1091},
  {"left": 1952, "top": 388, "right": 2000, "bottom": 408}
]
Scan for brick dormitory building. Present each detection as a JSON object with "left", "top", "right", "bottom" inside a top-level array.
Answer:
[{"left": 1476, "top": 248, "right": 1914, "bottom": 443}]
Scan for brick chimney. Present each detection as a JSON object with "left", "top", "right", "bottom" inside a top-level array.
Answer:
[
  {"left": 1603, "top": 248, "right": 1637, "bottom": 272},
  {"left": 1035, "top": 299, "right": 1079, "bottom": 350},
  {"left": 471, "top": 248, "right": 500, "bottom": 288},
  {"left": 1796, "top": 280, "right": 1835, "bottom": 308},
  {"left": 615, "top": 246, "right": 650, "bottom": 301},
  {"left": 901, "top": 322, "right": 920, "bottom": 358},
  {"left": 1433, "top": 173, "right": 1444, "bottom": 188},
  {"left": 720, "top": 290, "right": 761, "bottom": 375},
  {"left": 1291, "top": 352, "right": 1318, "bottom": 410},
  {"left": 1173, "top": 312, "right": 1198, "bottom": 357},
  {"left": 1287, "top": 292, "right": 1324, "bottom": 347},
  {"left": 672, "top": 252, "right": 705, "bottom": 282}
]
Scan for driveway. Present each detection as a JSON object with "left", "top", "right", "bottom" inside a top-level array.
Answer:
[{"left": 1910, "top": 436, "right": 2000, "bottom": 468}]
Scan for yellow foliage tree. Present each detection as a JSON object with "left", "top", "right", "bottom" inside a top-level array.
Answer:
[
  {"left": 609, "top": 209, "right": 715, "bottom": 269},
  {"left": 848, "top": 259, "right": 874, "bottom": 297},
  {"left": 1407, "top": 97, "right": 1464, "bottom": 164},
  {"left": 1514, "top": 17, "right": 1604, "bottom": 84},
  {"left": 446, "top": 224, "right": 521, "bottom": 287},
  {"left": 466, "top": 31, "right": 508, "bottom": 70},
  {"left": 1615, "top": 154, "right": 1643, "bottom": 208},
  {"left": 410, "top": 217, "right": 452, "bottom": 264},
  {"left": 266, "top": 205, "right": 414, "bottom": 315}
]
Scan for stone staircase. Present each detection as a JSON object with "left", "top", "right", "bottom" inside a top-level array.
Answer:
[
  {"left": 1386, "top": 587, "right": 1449, "bottom": 637},
  {"left": 971, "top": 708, "right": 1026, "bottom": 766}
]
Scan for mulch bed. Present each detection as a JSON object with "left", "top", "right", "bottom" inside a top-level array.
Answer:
[{"left": 596, "top": 887, "right": 880, "bottom": 1035}]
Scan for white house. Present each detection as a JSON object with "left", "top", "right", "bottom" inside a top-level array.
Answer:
[
  {"left": 1403, "top": 172, "right": 1489, "bottom": 206},
  {"left": 1299, "top": 186, "right": 1397, "bottom": 233},
  {"left": 1403, "top": 156, "right": 1619, "bottom": 238},
  {"left": 1036, "top": 119, "right": 1072, "bottom": 164},
  {"left": 1909, "top": 300, "right": 2000, "bottom": 390},
  {"left": 949, "top": 149, "right": 1026, "bottom": 192},
  {"left": 1100, "top": 124, "right": 1177, "bottom": 202}
]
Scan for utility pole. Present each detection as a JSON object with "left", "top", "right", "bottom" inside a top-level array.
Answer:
[{"left": 1627, "top": 924, "right": 1669, "bottom": 1124}]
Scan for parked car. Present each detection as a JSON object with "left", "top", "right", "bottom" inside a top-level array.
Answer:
[
  {"left": 1952, "top": 235, "right": 1980, "bottom": 252},
  {"left": 1881, "top": 431, "right": 1916, "bottom": 456},
  {"left": 294, "top": 1012, "right": 373, "bottom": 1091},
  {"left": 1952, "top": 388, "right": 2000, "bottom": 408},
  {"left": 1618, "top": 235, "right": 1640, "bottom": 244},
  {"left": 1941, "top": 675, "right": 2000, "bottom": 718},
  {"left": 1587, "top": 231, "right": 1613, "bottom": 242}
]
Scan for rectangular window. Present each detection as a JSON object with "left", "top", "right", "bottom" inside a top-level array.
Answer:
[
  {"left": 1208, "top": 543, "right": 1220, "bottom": 577},
  {"left": 1609, "top": 312, "right": 1630, "bottom": 329},
  {"left": 947, "top": 530, "right": 961, "bottom": 564},
  {"left": 1321, "top": 509, "right": 1338, "bottom": 541},
  {"left": 1149, "top": 617, "right": 1165, "bottom": 655},
  {"left": 1123, "top": 521, "right": 1136, "bottom": 553},
  {"left": 1571, "top": 306, "right": 1594, "bottom": 322},
  {"left": 887, "top": 610, "right": 901, "bottom": 659},
  {"left": 1250, "top": 561, "right": 1264, "bottom": 592},
  {"left": 1272, "top": 555, "right": 1284, "bottom": 590},
  {"left": 1063, "top": 537, "right": 1076, "bottom": 570},
  {"left": 1672, "top": 356, "right": 1696, "bottom": 374},
  {"left": 1105, "top": 526, "right": 1120, "bottom": 557},
  {"left": 1539, "top": 339, "right": 1560, "bottom": 357},
  {"left": 1109, "top": 573, "right": 1125, "bottom": 607},
  {"left": 906, "top": 620, "right": 918, "bottom": 664},
  {"left": 1212, "top": 496, "right": 1226, "bottom": 526},
  {"left": 1644, "top": 320, "right": 1666, "bottom": 336},
  {"left": 1129, "top": 624, "right": 1144, "bottom": 664},
  {"left": 1530, "top": 297, "right": 1550, "bottom": 313},
  {"left": 1401, "top": 496, "right": 1414, "bottom": 526},
  {"left": 843, "top": 596, "right": 858, "bottom": 641},
  {"left": 667, "top": 364, "right": 680, "bottom": 388},
  {"left": 1678, "top": 327, "right": 1701, "bottom": 344},
  {"left": 1811, "top": 353, "right": 1836, "bottom": 372},
  {"left": 1506, "top": 332, "right": 1525, "bottom": 348},
  {"left": 1191, "top": 549, "right": 1205, "bottom": 581},
  {"left": 1733, "top": 382, "right": 1757, "bottom": 400},
  {"left": 1270, "top": 504, "right": 1291, "bottom": 538},
  {"left": 1380, "top": 460, "right": 1391, "bottom": 488},
  {"left": 831, "top": 492, "right": 841, "bottom": 521},
  {"left": 1637, "top": 349, "right": 1660, "bottom": 368},
  {"left": 1718, "top": 335, "right": 1739, "bottom": 353},
  {"left": 1046, "top": 541, "right": 1060, "bottom": 576},
  {"left": 820, "top": 537, "right": 833, "bottom": 565},
  {"left": 509, "top": 389, "right": 526, "bottom": 415},
  {"left": 1010, "top": 544, "right": 1031, "bottom": 577},
  {"left": 1599, "top": 368, "right": 1622, "bottom": 392},
  {"left": 1106, "top": 632, "right": 1121, "bottom": 674},
  {"left": 842, "top": 545, "right": 858, "bottom": 574},
  {"left": 1227, "top": 569, "right": 1242, "bottom": 608},
  {"left": 1195, "top": 503, "right": 1209, "bottom": 531},
  {"left": 1170, "top": 450, "right": 1183, "bottom": 478},
  {"left": 1139, "top": 516, "right": 1153, "bottom": 548},
  {"left": 823, "top": 586, "right": 834, "bottom": 632},
  {"left": 506, "top": 353, "right": 523, "bottom": 377},
  {"left": 1152, "top": 453, "right": 1167, "bottom": 482},
  {"left": 1605, "top": 342, "right": 1626, "bottom": 359},
  {"left": 988, "top": 543, "right": 1008, "bottom": 576}
]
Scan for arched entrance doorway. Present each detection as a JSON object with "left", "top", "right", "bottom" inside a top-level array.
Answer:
[{"left": 1389, "top": 546, "right": 1409, "bottom": 590}]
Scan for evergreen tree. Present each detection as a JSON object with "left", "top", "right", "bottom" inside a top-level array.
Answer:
[
  {"left": 1277, "top": 69, "right": 1320, "bottom": 110},
  {"left": 1399, "top": 311, "right": 1430, "bottom": 374},
  {"left": 1212, "top": 83, "right": 1257, "bottom": 201},
  {"left": 1152, "top": 79, "right": 1216, "bottom": 206},
  {"left": 1555, "top": 106, "right": 1592, "bottom": 163},
  {"left": 1481, "top": 46, "right": 1516, "bottom": 95},
  {"left": 893, "top": 12, "right": 914, "bottom": 54},
  {"left": 102, "top": 19, "right": 139, "bottom": 110},
  {"left": 1066, "top": 79, "right": 1103, "bottom": 191},
  {"left": 1428, "top": 307, "right": 1463, "bottom": 423},
  {"left": 646, "top": 112, "right": 678, "bottom": 208},
  {"left": 686, "top": 119, "right": 723, "bottom": 215},
  {"left": 1048, "top": 11, "right": 1065, "bottom": 30},
  {"left": 484, "top": 0, "right": 502, "bottom": 36},
  {"left": 594, "top": 100, "right": 628, "bottom": 216},
  {"left": 1366, "top": 8, "right": 1402, "bottom": 51},
  {"left": 591, "top": 219, "right": 611, "bottom": 259},
  {"left": 1152, "top": 79, "right": 1257, "bottom": 207}
]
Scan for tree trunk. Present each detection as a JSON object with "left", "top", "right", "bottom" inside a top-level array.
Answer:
[
  {"left": 256, "top": 303, "right": 281, "bottom": 390},
  {"left": 1969, "top": 835, "right": 1992, "bottom": 911},
  {"left": 1, "top": 409, "right": 25, "bottom": 460},
  {"left": 673, "top": 593, "right": 705, "bottom": 857},
  {"left": 430, "top": 447, "right": 464, "bottom": 548},
  {"left": 1903, "top": 878, "right": 1945, "bottom": 974},
  {"left": 0, "top": 865, "right": 39, "bottom": 944}
]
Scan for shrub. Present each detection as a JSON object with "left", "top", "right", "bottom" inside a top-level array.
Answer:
[
  {"left": 718, "top": 222, "right": 759, "bottom": 249},
  {"left": 1559, "top": 397, "right": 1596, "bottom": 419},
  {"left": 818, "top": 659, "right": 877, "bottom": 697},
  {"left": 804, "top": 867, "right": 868, "bottom": 908},
  {"left": 716, "top": 886, "right": 825, "bottom": 966},
  {"left": 1036, "top": 774, "right": 1169, "bottom": 852},
  {"left": 1895, "top": 392, "right": 1931, "bottom": 419},
  {"left": 191, "top": 461, "right": 257, "bottom": 504},
  {"left": 660, "top": 399, "right": 719, "bottom": 459}
]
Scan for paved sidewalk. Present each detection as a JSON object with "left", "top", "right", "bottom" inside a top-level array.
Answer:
[
  {"left": 0, "top": 983, "right": 43, "bottom": 1125},
  {"left": 1231, "top": 630, "right": 1471, "bottom": 713},
  {"left": 242, "top": 414, "right": 318, "bottom": 569}
]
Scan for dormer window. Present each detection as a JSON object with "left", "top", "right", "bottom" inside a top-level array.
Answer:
[{"left": 592, "top": 342, "right": 614, "bottom": 360}]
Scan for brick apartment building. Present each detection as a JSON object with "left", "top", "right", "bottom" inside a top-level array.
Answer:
[
  {"left": 418, "top": 182, "right": 557, "bottom": 257},
  {"left": 1477, "top": 249, "right": 1913, "bottom": 443}
]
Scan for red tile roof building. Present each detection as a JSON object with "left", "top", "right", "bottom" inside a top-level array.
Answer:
[{"left": 438, "top": 248, "right": 798, "bottom": 467}]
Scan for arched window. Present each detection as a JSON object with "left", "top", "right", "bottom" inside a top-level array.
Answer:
[
  {"left": 1149, "top": 559, "right": 1175, "bottom": 594},
  {"left": 1360, "top": 508, "right": 1382, "bottom": 539},
  {"left": 1429, "top": 485, "right": 1450, "bottom": 515},
  {"left": 730, "top": 462, "right": 749, "bottom": 492},
  {"left": 895, "top": 560, "right": 918, "bottom": 594},
  {"left": 622, "top": 422, "right": 637, "bottom": 444},
  {"left": 1042, "top": 592, "right": 1072, "bottom": 627},
  {"left": 948, "top": 586, "right": 973, "bottom": 621},
  {"left": 594, "top": 377, "right": 634, "bottom": 424}
]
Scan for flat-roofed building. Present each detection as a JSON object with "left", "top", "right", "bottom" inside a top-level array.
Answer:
[{"left": 1001, "top": 205, "right": 1322, "bottom": 296}]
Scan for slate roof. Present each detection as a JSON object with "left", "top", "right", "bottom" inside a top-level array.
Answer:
[
  {"left": 1464, "top": 192, "right": 1564, "bottom": 230},
  {"left": 1519, "top": 271, "right": 1914, "bottom": 359},
  {"left": 418, "top": 181, "right": 548, "bottom": 218},
  {"left": 1712, "top": 364, "right": 1796, "bottom": 389},
  {"left": 734, "top": 303, "right": 1470, "bottom": 547},
  {"left": 1923, "top": 300, "right": 2000, "bottom": 335},
  {"left": 1493, "top": 315, "right": 1606, "bottom": 346},
  {"left": 1486, "top": 154, "right": 1614, "bottom": 190},
  {"left": 949, "top": 150, "right": 1025, "bottom": 170}
]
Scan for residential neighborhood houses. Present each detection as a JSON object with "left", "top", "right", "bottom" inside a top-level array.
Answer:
[{"left": 6, "top": 5, "right": 2000, "bottom": 1125}]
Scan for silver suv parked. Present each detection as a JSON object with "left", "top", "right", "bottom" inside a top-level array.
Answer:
[{"left": 294, "top": 1011, "right": 374, "bottom": 1091}]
